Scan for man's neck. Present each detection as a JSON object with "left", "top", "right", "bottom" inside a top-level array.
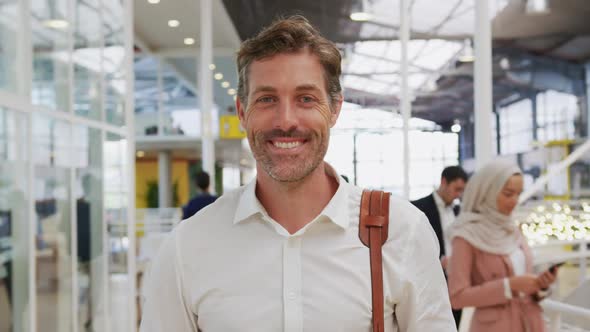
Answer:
[
  {"left": 435, "top": 189, "right": 452, "bottom": 207},
  {"left": 255, "top": 162, "right": 339, "bottom": 234}
]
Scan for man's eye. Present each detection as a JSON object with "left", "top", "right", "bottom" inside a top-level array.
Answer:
[
  {"left": 258, "top": 96, "right": 276, "bottom": 103},
  {"left": 300, "top": 96, "right": 315, "bottom": 103}
]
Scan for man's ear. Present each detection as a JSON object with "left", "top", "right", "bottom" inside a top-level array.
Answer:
[
  {"left": 329, "top": 94, "right": 343, "bottom": 128},
  {"left": 237, "top": 98, "right": 246, "bottom": 127}
]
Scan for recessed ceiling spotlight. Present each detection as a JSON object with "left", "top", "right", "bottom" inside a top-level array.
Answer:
[
  {"left": 221, "top": 81, "right": 230, "bottom": 88},
  {"left": 350, "top": 12, "right": 373, "bottom": 21},
  {"left": 214, "top": 73, "right": 223, "bottom": 80},
  {"left": 147, "top": 0, "right": 160, "bottom": 4},
  {"left": 525, "top": 0, "right": 550, "bottom": 15},
  {"left": 228, "top": 89, "right": 236, "bottom": 95},
  {"left": 184, "top": 37, "right": 195, "bottom": 45},
  {"left": 209, "top": 64, "right": 216, "bottom": 70},
  {"left": 168, "top": 20, "right": 180, "bottom": 28},
  {"left": 43, "top": 19, "right": 69, "bottom": 29},
  {"left": 451, "top": 120, "right": 462, "bottom": 133},
  {"left": 350, "top": 0, "right": 373, "bottom": 22}
]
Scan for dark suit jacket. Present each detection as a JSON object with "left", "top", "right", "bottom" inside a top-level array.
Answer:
[
  {"left": 182, "top": 193, "right": 218, "bottom": 220},
  {"left": 411, "top": 193, "right": 459, "bottom": 258}
]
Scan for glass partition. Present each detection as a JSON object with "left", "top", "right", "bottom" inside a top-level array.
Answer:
[
  {"left": 0, "top": 1, "right": 19, "bottom": 93},
  {"left": 33, "top": 115, "right": 73, "bottom": 332},
  {"left": 74, "top": 126, "right": 105, "bottom": 331},
  {"left": 73, "top": 0, "right": 102, "bottom": 120},
  {"left": 104, "top": 133, "right": 130, "bottom": 331},
  {"left": 31, "top": 0, "right": 71, "bottom": 112},
  {"left": 0, "top": 108, "right": 30, "bottom": 332}
]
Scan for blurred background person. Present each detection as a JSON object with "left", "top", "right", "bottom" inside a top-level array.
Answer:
[
  {"left": 447, "top": 160, "right": 558, "bottom": 332},
  {"left": 182, "top": 171, "right": 218, "bottom": 219},
  {"left": 412, "top": 165, "right": 467, "bottom": 327}
]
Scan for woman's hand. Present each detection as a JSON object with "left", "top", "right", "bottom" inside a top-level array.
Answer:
[
  {"left": 440, "top": 255, "right": 449, "bottom": 270},
  {"left": 509, "top": 275, "right": 541, "bottom": 295},
  {"left": 537, "top": 269, "right": 557, "bottom": 290}
]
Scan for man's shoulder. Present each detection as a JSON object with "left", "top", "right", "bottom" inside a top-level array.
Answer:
[
  {"left": 179, "top": 186, "right": 244, "bottom": 231},
  {"left": 386, "top": 196, "right": 433, "bottom": 245},
  {"left": 187, "top": 193, "right": 218, "bottom": 206},
  {"left": 410, "top": 193, "right": 433, "bottom": 206},
  {"left": 389, "top": 196, "right": 427, "bottom": 226}
]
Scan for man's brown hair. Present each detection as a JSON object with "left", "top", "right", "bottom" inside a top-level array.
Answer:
[{"left": 236, "top": 15, "right": 342, "bottom": 108}]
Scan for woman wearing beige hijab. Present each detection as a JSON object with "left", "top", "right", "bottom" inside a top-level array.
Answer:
[{"left": 447, "top": 159, "right": 557, "bottom": 332}]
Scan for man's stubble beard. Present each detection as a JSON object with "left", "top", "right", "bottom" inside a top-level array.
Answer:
[{"left": 249, "top": 130, "right": 329, "bottom": 183}]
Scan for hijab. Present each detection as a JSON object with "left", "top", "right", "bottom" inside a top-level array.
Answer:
[{"left": 447, "top": 159, "right": 523, "bottom": 255}]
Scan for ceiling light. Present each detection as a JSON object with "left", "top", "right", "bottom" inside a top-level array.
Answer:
[
  {"left": 184, "top": 37, "right": 195, "bottom": 45},
  {"left": 43, "top": 19, "right": 69, "bottom": 29},
  {"left": 458, "top": 39, "right": 474, "bottom": 63},
  {"left": 147, "top": 0, "right": 160, "bottom": 4},
  {"left": 499, "top": 57, "right": 510, "bottom": 70},
  {"left": 451, "top": 121, "right": 461, "bottom": 133},
  {"left": 525, "top": 0, "right": 550, "bottom": 15},
  {"left": 168, "top": 20, "right": 180, "bottom": 28},
  {"left": 136, "top": 151, "right": 145, "bottom": 158},
  {"left": 350, "top": 0, "right": 374, "bottom": 22},
  {"left": 458, "top": 55, "right": 475, "bottom": 63},
  {"left": 209, "top": 64, "right": 216, "bottom": 70},
  {"left": 221, "top": 81, "right": 230, "bottom": 88},
  {"left": 214, "top": 73, "right": 223, "bottom": 80},
  {"left": 228, "top": 89, "right": 236, "bottom": 95},
  {"left": 350, "top": 12, "right": 373, "bottom": 22}
]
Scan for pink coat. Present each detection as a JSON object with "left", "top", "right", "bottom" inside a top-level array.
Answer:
[{"left": 448, "top": 236, "right": 546, "bottom": 332}]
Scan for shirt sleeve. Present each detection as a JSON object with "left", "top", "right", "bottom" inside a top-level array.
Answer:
[
  {"left": 447, "top": 237, "right": 510, "bottom": 309},
  {"left": 140, "top": 230, "right": 198, "bottom": 332},
  {"left": 395, "top": 213, "right": 457, "bottom": 332}
]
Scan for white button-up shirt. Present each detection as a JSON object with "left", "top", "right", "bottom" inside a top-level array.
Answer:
[
  {"left": 140, "top": 167, "right": 456, "bottom": 332},
  {"left": 432, "top": 191, "right": 456, "bottom": 256}
]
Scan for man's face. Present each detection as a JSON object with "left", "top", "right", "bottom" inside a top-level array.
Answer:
[
  {"left": 236, "top": 50, "right": 342, "bottom": 183},
  {"left": 439, "top": 178, "right": 466, "bottom": 205}
]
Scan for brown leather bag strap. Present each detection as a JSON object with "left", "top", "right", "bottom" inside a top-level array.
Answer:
[{"left": 359, "top": 190, "right": 390, "bottom": 332}]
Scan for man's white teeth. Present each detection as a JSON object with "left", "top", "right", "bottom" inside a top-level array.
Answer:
[{"left": 273, "top": 141, "right": 301, "bottom": 149}]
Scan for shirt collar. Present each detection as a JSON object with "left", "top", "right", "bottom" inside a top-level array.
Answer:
[
  {"left": 433, "top": 190, "right": 453, "bottom": 210},
  {"left": 233, "top": 163, "right": 350, "bottom": 230},
  {"left": 233, "top": 178, "right": 267, "bottom": 224}
]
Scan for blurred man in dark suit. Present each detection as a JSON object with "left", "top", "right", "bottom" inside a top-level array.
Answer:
[
  {"left": 182, "top": 171, "right": 218, "bottom": 220},
  {"left": 412, "top": 165, "right": 467, "bottom": 327}
]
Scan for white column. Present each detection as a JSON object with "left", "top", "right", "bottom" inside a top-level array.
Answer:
[
  {"left": 400, "top": 0, "right": 411, "bottom": 199},
  {"left": 124, "top": 0, "right": 137, "bottom": 329},
  {"left": 585, "top": 62, "right": 590, "bottom": 138},
  {"left": 474, "top": 0, "right": 494, "bottom": 168},
  {"left": 199, "top": 0, "right": 216, "bottom": 191},
  {"left": 158, "top": 151, "right": 172, "bottom": 207},
  {"left": 17, "top": 0, "right": 32, "bottom": 97},
  {"left": 157, "top": 57, "right": 164, "bottom": 136}
]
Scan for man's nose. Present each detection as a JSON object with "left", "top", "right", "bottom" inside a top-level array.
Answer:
[{"left": 274, "top": 101, "right": 298, "bottom": 131}]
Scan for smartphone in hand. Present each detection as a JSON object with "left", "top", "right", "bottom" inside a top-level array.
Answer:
[{"left": 548, "top": 262, "right": 565, "bottom": 274}]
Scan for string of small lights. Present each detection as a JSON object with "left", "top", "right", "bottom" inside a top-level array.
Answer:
[{"left": 516, "top": 201, "right": 590, "bottom": 245}]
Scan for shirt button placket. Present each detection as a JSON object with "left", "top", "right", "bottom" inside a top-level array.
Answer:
[{"left": 283, "top": 236, "right": 303, "bottom": 332}]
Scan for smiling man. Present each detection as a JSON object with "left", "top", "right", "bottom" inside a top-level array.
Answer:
[{"left": 140, "top": 16, "right": 456, "bottom": 332}]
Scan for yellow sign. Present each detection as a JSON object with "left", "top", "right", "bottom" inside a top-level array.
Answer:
[{"left": 219, "top": 115, "right": 246, "bottom": 139}]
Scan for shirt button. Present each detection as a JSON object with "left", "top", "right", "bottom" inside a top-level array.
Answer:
[{"left": 288, "top": 291, "right": 297, "bottom": 300}]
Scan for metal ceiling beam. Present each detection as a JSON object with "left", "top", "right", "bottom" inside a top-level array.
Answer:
[
  {"left": 352, "top": 51, "right": 437, "bottom": 73},
  {"left": 135, "top": 32, "right": 198, "bottom": 96},
  {"left": 343, "top": 71, "right": 419, "bottom": 76},
  {"left": 138, "top": 47, "right": 237, "bottom": 58}
]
